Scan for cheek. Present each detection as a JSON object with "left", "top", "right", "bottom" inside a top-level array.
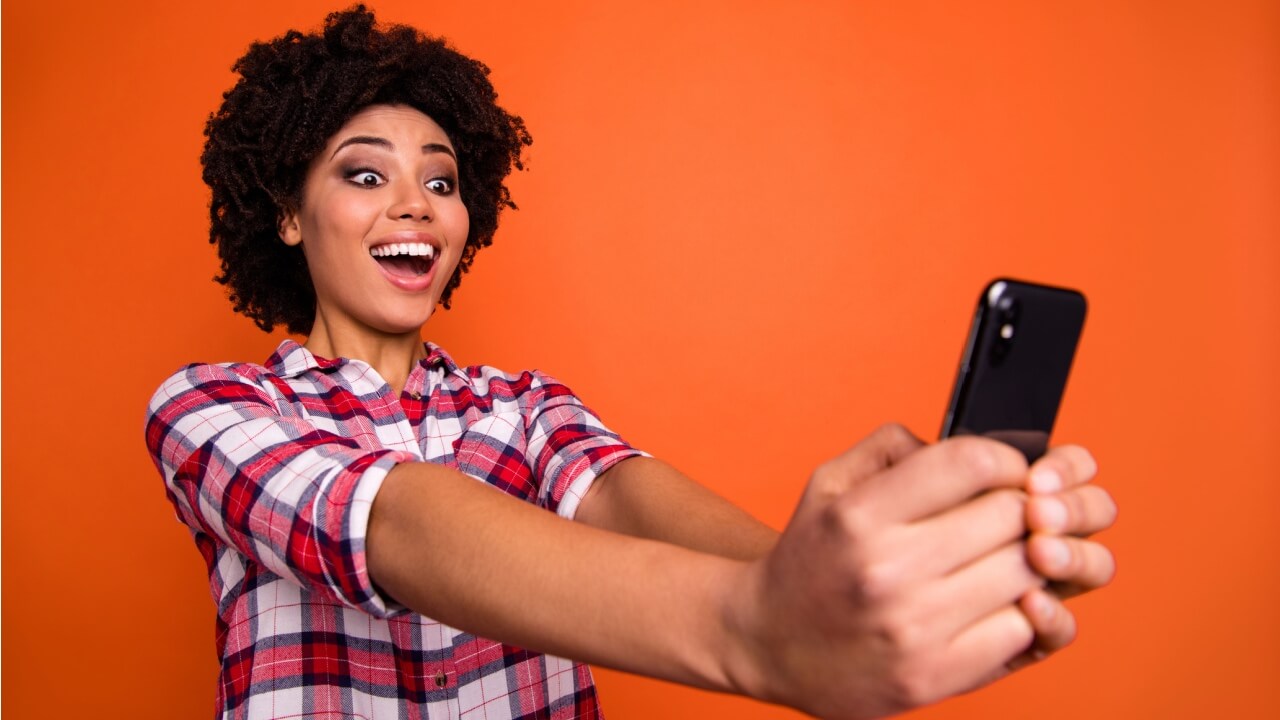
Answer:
[
  {"left": 312, "top": 194, "right": 370, "bottom": 235},
  {"left": 446, "top": 202, "right": 470, "bottom": 260}
]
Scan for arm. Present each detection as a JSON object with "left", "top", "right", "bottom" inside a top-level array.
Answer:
[
  {"left": 367, "top": 424, "right": 1116, "bottom": 719},
  {"left": 575, "top": 456, "right": 778, "bottom": 560},
  {"left": 152, "top": 363, "right": 1115, "bottom": 717},
  {"left": 516, "top": 370, "right": 777, "bottom": 559},
  {"left": 574, "top": 447, "right": 1114, "bottom": 663},
  {"left": 367, "top": 461, "right": 743, "bottom": 689}
]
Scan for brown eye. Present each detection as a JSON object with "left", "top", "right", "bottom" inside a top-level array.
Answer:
[
  {"left": 426, "top": 178, "right": 454, "bottom": 194},
  {"left": 347, "top": 170, "right": 384, "bottom": 187}
]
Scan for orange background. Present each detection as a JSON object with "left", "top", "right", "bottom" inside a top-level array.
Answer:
[{"left": 4, "top": 1, "right": 1278, "bottom": 717}]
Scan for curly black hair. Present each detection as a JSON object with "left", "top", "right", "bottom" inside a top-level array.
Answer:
[{"left": 202, "top": 5, "right": 531, "bottom": 334}]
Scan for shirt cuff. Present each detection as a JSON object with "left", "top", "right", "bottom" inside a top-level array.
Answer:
[
  {"left": 554, "top": 447, "right": 650, "bottom": 521},
  {"left": 340, "top": 450, "right": 416, "bottom": 618}
]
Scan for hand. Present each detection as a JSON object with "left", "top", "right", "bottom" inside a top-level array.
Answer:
[
  {"left": 1010, "top": 445, "right": 1117, "bottom": 666},
  {"left": 722, "top": 424, "right": 1046, "bottom": 720}
]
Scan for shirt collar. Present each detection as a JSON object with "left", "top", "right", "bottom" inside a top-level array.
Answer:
[
  {"left": 422, "top": 342, "right": 460, "bottom": 373},
  {"left": 266, "top": 338, "right": 460, "bottom": 378}
]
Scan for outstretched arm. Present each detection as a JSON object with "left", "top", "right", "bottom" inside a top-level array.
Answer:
[
  {"left": 575, "top": 456, "right": 779, "bottom": 560},
  {"left": 367, "top": 424, "right": 1116, "bottom": 719},
  {"left": 571, "top": 443, "right": 1116, "bottom": 668}
]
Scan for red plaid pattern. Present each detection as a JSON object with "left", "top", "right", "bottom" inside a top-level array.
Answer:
[{"left": 146, "top": 340, "right": 643, "bottom": 719}]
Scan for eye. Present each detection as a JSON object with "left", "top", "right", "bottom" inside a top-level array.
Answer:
[
  {"left": 426, "top": 177, "right": 455, "bottom": 194},
  {"left": 345, "top": 169, "right": 385, "bottom": 187}
]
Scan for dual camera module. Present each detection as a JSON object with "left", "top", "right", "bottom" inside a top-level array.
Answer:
[{"left": 988, "top": 285, "right": 1020, "bottom": 366}]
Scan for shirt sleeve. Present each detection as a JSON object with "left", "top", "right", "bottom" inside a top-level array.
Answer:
[
  {"left": 520, "top": 370, "right": 648, "bottom": 519},
  {"left": 144, "top": 363, "right": 415, "bottom": 617}
]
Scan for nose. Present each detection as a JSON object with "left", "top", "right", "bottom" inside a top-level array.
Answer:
[{"left": 386, "top": 178, "right": 433, "bottom": 222}]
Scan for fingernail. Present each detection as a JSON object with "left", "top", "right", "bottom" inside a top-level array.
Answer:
[
  {"left": 1029, "top": 467, "right": 1062, "bottom": 493},
  {"left": 1032, "top": 592, "right": 1055, "bottom": 621},
  {"left": 1031, "top": 497, "right": 1068, "bottom": 532},
  {"left": 1042, "top": 538, "right": 1070, "bottom": 571}
]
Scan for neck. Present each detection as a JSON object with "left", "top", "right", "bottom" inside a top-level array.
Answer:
[{"left": 304, "top": 314, "right": 426, "bottom": 396}]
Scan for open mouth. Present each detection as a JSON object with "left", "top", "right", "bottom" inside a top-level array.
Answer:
[{"left": 370, "top": 242, "right": 436, "bottom": 278}]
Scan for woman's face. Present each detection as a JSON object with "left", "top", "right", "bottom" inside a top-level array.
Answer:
[{"left": 280, "top": 104, "right": 469, "bottom": 341}]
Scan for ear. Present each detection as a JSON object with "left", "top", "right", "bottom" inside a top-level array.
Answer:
[{"left": 278, "top": 207, "right": 303, "bottom": 247}]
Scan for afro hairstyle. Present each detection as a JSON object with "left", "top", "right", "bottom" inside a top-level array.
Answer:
[{"left": 201, "top": 4, "right": 531, "bottom": 334}]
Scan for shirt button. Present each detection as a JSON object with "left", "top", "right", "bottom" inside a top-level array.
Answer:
[
  {"left": 408, "top": 391, "right": 422, "bottom": 400},
  {"left": 434, "top": 672, "right": 448, "bottom": 688}
]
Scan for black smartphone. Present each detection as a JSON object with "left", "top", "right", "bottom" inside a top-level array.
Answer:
[{"left": 940, "top": 278, "right": 1087, "bottom": 462}]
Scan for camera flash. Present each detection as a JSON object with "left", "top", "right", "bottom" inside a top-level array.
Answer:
[{"left": 1000, "top": 323, "right": 1015, "bottom": 339}]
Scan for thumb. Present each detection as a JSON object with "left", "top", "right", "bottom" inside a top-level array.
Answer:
[{"left": 814, "top": 423, "right": 926, "bottom": 497}]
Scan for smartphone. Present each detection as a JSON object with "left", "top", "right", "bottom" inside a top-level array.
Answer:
[{"left": 940, "top": 278, "right": 1087, "bottom": 462}]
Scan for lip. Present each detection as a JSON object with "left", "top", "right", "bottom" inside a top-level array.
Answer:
[
  {"left": 368, "top": 231, "right": 442, "bottom": 254},
  {"left": 368, "top": 231, "right": 442, "bottom": 292}
]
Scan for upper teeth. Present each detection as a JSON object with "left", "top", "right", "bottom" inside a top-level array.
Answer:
[{"left": 371, "top": 243, "right": 435, "bottom": 258}]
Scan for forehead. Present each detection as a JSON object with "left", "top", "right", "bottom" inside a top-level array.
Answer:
[{"left": 325, "top": 104, "right": 454, "bottom": 151}]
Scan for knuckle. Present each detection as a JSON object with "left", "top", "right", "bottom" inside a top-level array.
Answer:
[
  {"left": 886, "top": 657, "right": 940, "bottom": 708},
  {"left": 873, "top": 421, "right": 906, "bottom": 438},
  {"left": 809, "top": 462, "right": 844, "bottom": 498},
  {"left": 873, "top": 601, "right": 933, "bottom": 656},
  {"left": 866, "top": 422, "right": 923, "bottom": 464},
  {"left": 990, "top": 487, "right": 1029, "bottom": 517},
  {"left": 945, "top": 436, "right": 1004, "bottom": 479},
  {"left": 858, "top": 558, "right": 905, "bottom": 603},
  {"left": 822, "top": 498, "right": 880, "bottom": 555},
  {"left": 875, "top": 422, "right": 915, "bottom": 445},
  {"left": 985, "top": 491, "right": 1031, "bottom": 539}
]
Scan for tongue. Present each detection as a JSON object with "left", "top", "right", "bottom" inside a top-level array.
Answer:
[{"left": 375, "top": 255, "right": 430, "bottom": 278}]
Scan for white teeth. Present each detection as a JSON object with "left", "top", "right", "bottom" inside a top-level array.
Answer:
[{"left": 370, "top": 243, "right": 435, "bottom": 258}]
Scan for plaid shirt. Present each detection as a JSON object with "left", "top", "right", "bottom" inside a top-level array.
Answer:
[{"left": 146, "top": 340, "right": 644, "bottom": 719}]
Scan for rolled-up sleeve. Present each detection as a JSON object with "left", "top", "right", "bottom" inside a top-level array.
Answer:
[
  {"left": 145, "top": 363, "right": 414, "bottom": 617},
  {"left": 521, "top": 370, "right": 647, "bottom": 520}
]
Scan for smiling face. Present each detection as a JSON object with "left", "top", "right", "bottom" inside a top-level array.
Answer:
[{"left": 279, "top": 104, "right": 469, "bottom": 349}]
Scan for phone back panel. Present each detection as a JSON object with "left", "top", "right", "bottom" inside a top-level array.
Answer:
[{"left": 940, "top": 279, "right": 1087, "bottom": 461}]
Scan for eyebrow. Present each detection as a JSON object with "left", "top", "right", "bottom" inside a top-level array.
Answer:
[{"left": 329, "top": 136, "right": 457, "bottom": 160}]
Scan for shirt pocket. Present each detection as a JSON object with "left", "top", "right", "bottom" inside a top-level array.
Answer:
[{"left": 451, "top": 412, "right": 536, "bottom": 502}]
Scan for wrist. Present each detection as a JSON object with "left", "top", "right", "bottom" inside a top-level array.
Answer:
[{"left": 714, "top": 559, "right": 780, "bottom": 704}]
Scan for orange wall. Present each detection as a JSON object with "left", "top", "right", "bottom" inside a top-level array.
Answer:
[{"left": 4, "top": 1, "right": 1278, "bottom": 717}]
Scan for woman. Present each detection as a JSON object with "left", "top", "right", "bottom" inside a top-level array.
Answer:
[{"left": 147, "top": 6, "right": 1116, "bottom": 719}]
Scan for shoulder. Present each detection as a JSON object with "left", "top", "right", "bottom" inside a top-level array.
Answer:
[
  {"left": 150, "top": 360, "right": 279, "bottom": 402},
  {"left": 147, "top": 340, "right": 307, "bottom": 416},
  {"left": 145, "top": 359, "right": 296, "bottom": 434}
]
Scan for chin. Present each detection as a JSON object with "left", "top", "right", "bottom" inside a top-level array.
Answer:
[{"left": 374, "top": 309, "right": 437, "bottom": 335}]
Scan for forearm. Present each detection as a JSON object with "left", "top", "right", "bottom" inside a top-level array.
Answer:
[
  {"left": 575, "top": 457, "right": 779, "bottom": 560},
  {"left": 366, "top": 461, "right": 746, "bottom": 691}
]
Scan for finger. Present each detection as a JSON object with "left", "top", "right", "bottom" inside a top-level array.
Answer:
[
  {"left": 1027, "top": 484, "right": 1117, "bottom": 535},
  {"left": 933, "top": 604, "right": 1035, "bottom": 699},
  {"left": 1027, "top": 445, "right": 1098, "bottom": 494},
  {"left": 1021, "top": 588, "right": 1077, "bottom": 653},
  {"left": 902, "top": 488, "right": 1028, "bottom": 578},
  {"left": 1026, "top": 534, "right": 1117, "bottom": 590},
  {"left": 852, "top": 435, "right": 1029, "bottom": 524},
  {"left": 919, "top": 542, "right": 1043, "bottom": 642},
  {"left": 1004, "top": 589, "right": 1076, "bottom": 672},
  {"left": 822, "top": 423, "right": 926, "bottom": 493}
]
